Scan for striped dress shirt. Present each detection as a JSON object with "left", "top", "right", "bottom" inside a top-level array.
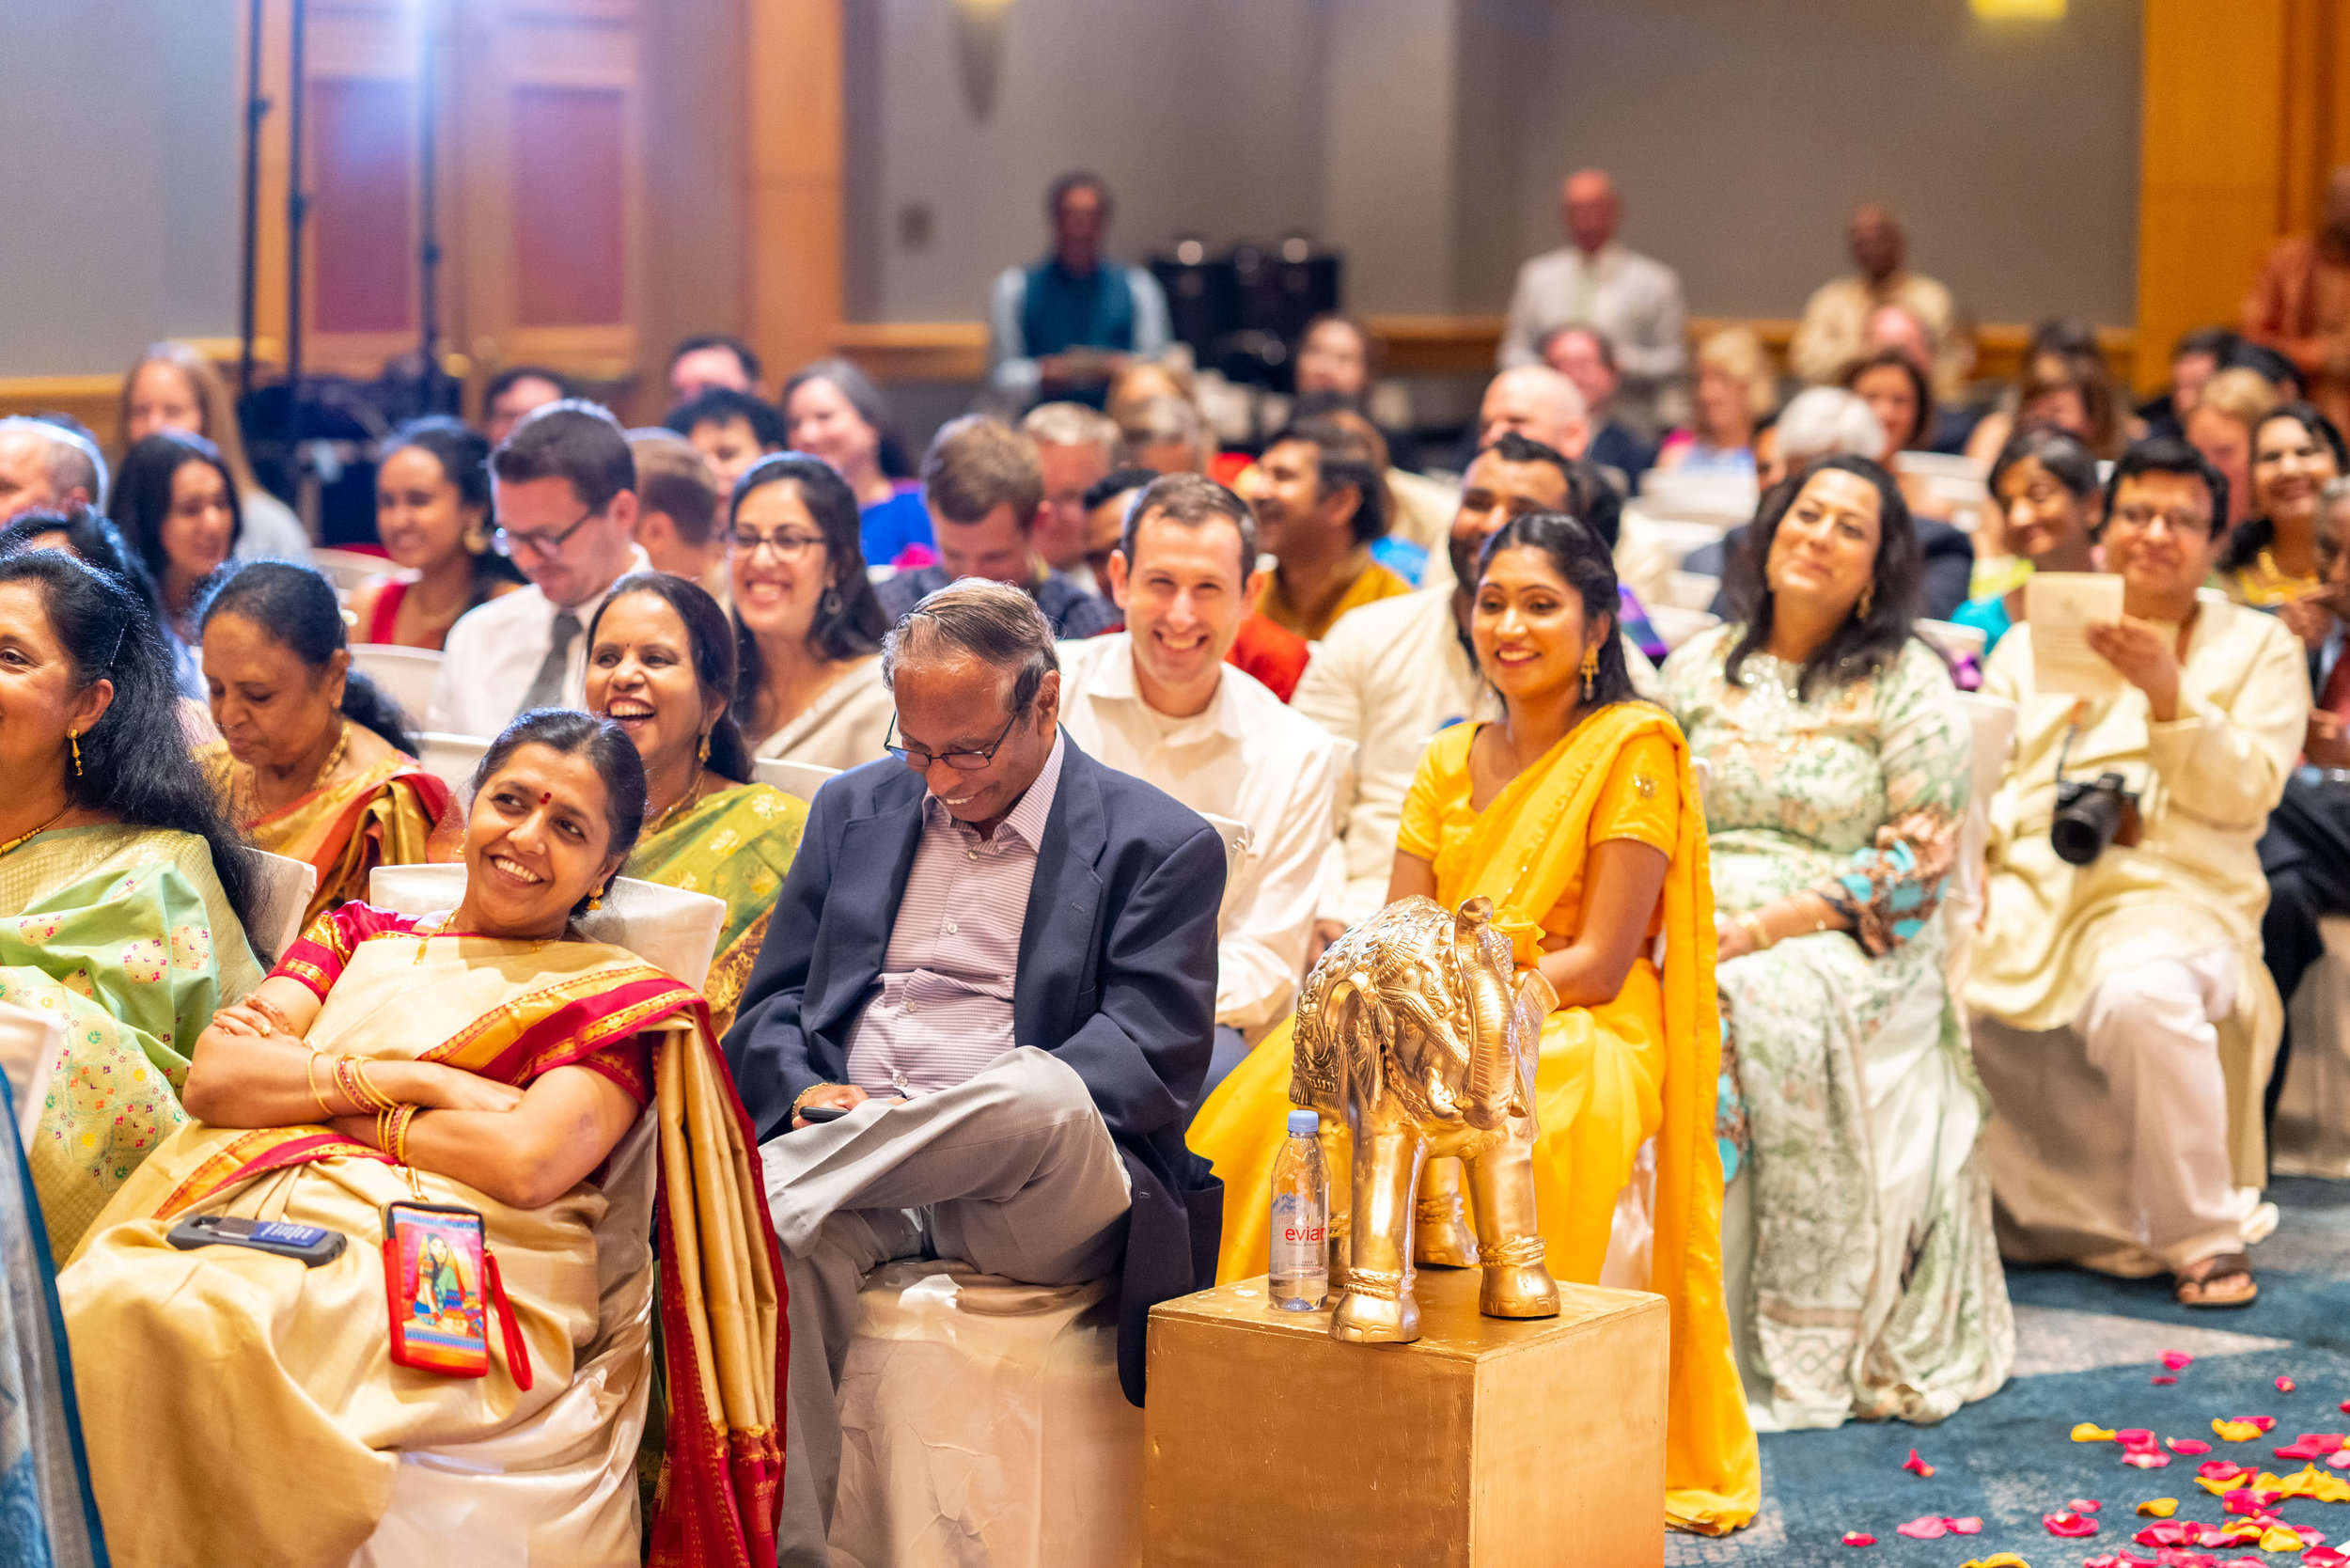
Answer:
[{"left": 843, "top": 731, "right": 1066, "bottom": 1097}]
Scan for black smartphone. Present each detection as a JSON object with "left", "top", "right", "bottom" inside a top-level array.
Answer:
[
  {"left": 799, "top": 1103, "right": 849, "bottom": 1125},
  {"left": 166, "top": 1213, "right": 348, "bottom": 1267}
]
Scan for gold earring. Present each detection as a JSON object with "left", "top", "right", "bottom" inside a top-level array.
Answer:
[
  {"left": 697, "top": 732, "right": 711, "bottom": 765},
  {"left": 462, "top": 520, "right": 490, "bottom": 555},
  {"left": 587, "top": 885, "right": 604, "bottom": 912},
  {"left": 1580, "top": 647, "right": 1600, "bottom": 700},
  {"left": 68, "top": 729, "right": 82, "bottom": 777},
  {"left": 1858, "top": 583, "right": 1875, "bottom": 619}
]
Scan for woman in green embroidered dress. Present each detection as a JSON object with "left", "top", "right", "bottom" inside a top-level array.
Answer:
[
  {"left": 585, "top": 572, "right": 807, "bottom": 1033},
  {"left": 1660, "top": 456, "right": 2012, "bottom": 1432},
  {"left": 0, "top": 550, "right": 264, "bottom": 1253}
]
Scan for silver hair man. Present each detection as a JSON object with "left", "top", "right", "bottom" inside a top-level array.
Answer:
[{"left": 0, "top": 416, "right": 109, "bottom": 520}]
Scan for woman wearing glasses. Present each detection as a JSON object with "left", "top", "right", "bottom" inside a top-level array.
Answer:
[
  {"left": 727, "top": 454, "right": 896, "bottom": 770},
  {"left": 584, "top": 572, "right": 807, "bottom": 1031}
]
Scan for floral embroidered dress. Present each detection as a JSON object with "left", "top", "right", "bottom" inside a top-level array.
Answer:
[
  {"left": 1661, "top": 625, "right": 2012, "bottom": 1432},
  {"left": 0, "top": 825, "right": 262, "bottom": 1258}
]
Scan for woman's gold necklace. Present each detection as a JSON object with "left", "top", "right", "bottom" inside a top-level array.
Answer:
[
  {"left": 0, "top": 800, "right": 72, "bottom": 858},
  {"left": 237, "top": 720, "right": 351, "bottom": 822},
  {"left": 647, "top": 758, "right": 706, "bottom": 837}
]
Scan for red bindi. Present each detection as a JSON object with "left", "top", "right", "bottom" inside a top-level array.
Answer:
[{"left": 538, "top": 792, "right": 552, "bottom": 806}]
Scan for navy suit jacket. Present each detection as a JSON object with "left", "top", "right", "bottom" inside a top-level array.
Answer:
[{"left": 722, "top": 733, "right": 1227, "bottom": 1403}]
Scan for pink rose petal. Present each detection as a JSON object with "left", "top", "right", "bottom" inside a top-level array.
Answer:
[
  {"left": 2279, "top": 1376, "right": 2297, "bottom": 1393},
  {"left": 1895, "top": 1514, "right": 1949, "bottom": 1539},
  {"left": 2248, "top": 1416, "right": 2277, "bottom": 1433},
  {"left": 2199, "top": 1460, "right": 2248, "bottom": 1481},
  {"left": 2163, "top": 1351, "right": 2195, "bottom": 1371},
  {"left": 2153, "top": 1374, "right": 2179, "bottom": 1385},
  {"left": 2045, "top": 1509, "right": 2101, "bottom": 1538},
  {"left": 1901, "top": 1447, "right": 1935, "bottom": 1477},
  {"left": 2071, "top": 1497, "right": 2105, "bottom": 1512},
  {"left": 2168, "top": 1437, "right": 2212, "bottom": 1454},
  {"left": 2305, "top": 1547, "right": 2350, "bottom": 1568},
  {"left": 1841, "top": 1530, "right": 1875, "bottom": 1546},
  {"left": 2123, "top": 1450, "right": 2173, "bottom": 1467},
  {"left": 1946, "top": 1515, "right": 1982, "bottom": 1534}
]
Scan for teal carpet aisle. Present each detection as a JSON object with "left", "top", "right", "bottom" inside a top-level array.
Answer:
[{"left": 1668, "top": 1178, "right": 2350, "bottom": 1566}]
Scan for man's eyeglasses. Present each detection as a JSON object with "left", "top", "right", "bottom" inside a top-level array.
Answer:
[
  {"left": 728, "top": 528, "right": 824, "bottom": 560},
  {"left": 493, "top": 503, "right": 601, "bottom": 560},
  {"left": 2109, "top": 505, "right": 2213, "bottom": 540},
  {"left": 885, "top": 710, "right": 1024, "bottom": 772}
]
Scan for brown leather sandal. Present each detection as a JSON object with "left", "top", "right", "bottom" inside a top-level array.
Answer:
[{"left": 2175, "top": 1252, "right": 2258, "bottom": 1309}]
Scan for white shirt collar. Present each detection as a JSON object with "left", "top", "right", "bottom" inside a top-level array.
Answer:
[{"left": 1090, "top": 632, "right": 1241, "bottom": 742}]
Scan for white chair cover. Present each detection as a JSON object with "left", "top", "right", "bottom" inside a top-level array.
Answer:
[
  {"left": 309, "top": 548, "right": 383, "bottom": 596},
  {"left": 247, "top": 850, "right": 320, "bottom": 961},
  {"left": 2272, "top": 916, "right": 2350, "bottom": 1178},
  {"left": 1947, "top": 693, "right": 2016, "bottom": 1003},
  {"left": 348, "top": 645, "right": 443, "bottom": 729},
  {"left": 1648, "top": 604, "right": 1723, "bottom": 652},
  {"left": 750, "top": 756, "right": 841, "bottom": 805},
  {"left": 364, "top": 865, "right": 725, "bottom": 991},
  {"left": 414, "top": 732, "right": 491, "bottom": 795},
  {"left": 829, "top": 1263, "right": 1143, "bottom": 1568},
  {"left": 0, "top": 1000, "right": 63, "bottom": 1151}
]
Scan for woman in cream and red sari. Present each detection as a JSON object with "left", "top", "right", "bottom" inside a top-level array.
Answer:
[
  {"left": 59, "top": 710, "right": 784, "bottom": 1568},
  {"left": 197, "top": 561, "right": 450, "bottom": 926},
  {"left": 586, "top": 571, "right": 808, "bottom": 1034},
  {"left": 1190, "top": 512, "right": 1759, "bottom": 1535}
]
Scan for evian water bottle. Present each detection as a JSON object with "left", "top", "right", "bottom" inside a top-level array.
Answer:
[{"left": 1268, "top": 1109, "right": 1329, "bottom": 1310}]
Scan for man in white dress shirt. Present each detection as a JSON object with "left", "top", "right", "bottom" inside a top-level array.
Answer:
[
  {"left": 427, "top": 400, "right": 649, "bottom": 736},
  {"left": 1498, "top": 169, "right": 1687, "bottom": 416},
  {"left": 1299, "top": 433, "right": 1658, "bottom": 942},
  {"left": 1057, "top": 473, "right": 1350, "bottom": 1094}
]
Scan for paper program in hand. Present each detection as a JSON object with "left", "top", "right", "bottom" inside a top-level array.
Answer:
[{"left": 2026, "top": 572, "right": 2126, "bottom": 698}]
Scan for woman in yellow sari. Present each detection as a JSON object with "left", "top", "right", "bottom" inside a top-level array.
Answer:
[
  {"left": 1190, "top": 511, "right": 1758, "bottom": 1535},
  {"left": 197, "top": 561, "right": 449, "bottom": 925},
  {"left": 59, "top": 710, "right": 785, "bottom": 1568},
  {"left": 586, "top": 572, "right": 807, "bottom": 1032}
]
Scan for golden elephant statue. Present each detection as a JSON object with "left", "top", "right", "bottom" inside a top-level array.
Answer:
[{"left": 1291, "top": 893, "right": 1559, "bottom": 1343}]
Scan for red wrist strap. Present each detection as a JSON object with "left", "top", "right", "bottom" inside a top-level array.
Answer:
[{"left": 483, "top": 1250, "right": 534, "bottom": 1392}]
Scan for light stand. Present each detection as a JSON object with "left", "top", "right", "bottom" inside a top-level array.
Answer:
[{"left": 236, "top": 0, "right": 268, "bottom": 398}]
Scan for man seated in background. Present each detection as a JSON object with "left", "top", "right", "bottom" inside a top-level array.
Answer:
[
  {"left": 1116, "top": 396, "right": 1212, "bottom": 476},
  {"left": 1240, "top": 416, "right": 1410, "bottom": 642},
  {"left": 1297, "top": 432, "right": 1658, "bottom": 941},
  {"left": 429, "top": 400, "right": 648, "bottom": 735},
  {"left": 725, "top": 581, "right": 1224, "bottom": 1565},
  {"left": 1498, "top": 167, "right": 1686, "bottom": 428},
  {"left": 1684, "top": 386, "right": 1976, "bottom": 620},
  {"left": 624, "top": 428, "right": 726, "bottom": 596},
  {"left": 2137, "top": 327, "right": 2239, "bottom": 444},
  {"left": 1970, "top": 439, "right": 2309, "bottom": 1310},
  {"left": 1020, "top": 401, "right": 1120, "bottom": 589},
  {"left": 988, "top": 172, "right": 1171, "bottom": 410},
  {"left": 1791, "top": 202, "right": 1968, "bottom": 401},
  {"left": 479, "top": 365, "right": 568, "bottom": 447},
  {"left": 1058, "top": 474, "right": 1348, "bottom": 1094},
  {"left": 1542, "top": 324, "right": 1656, "bottom": 481},
  {"left": 877, "top": 416, "right": 1119, "bottom": 637},
  {"left": 1475, "top": 365, "right": 1675, "bottom": 611},
  {"left": 0, "top": 415, "right": 107, "bottom": 521},
  {"left": 666, "top": 385, "right": 787, "bottom": 498},
  {"left": 2260, "top": 476, "right": 2350, "bottom": 1123},
  {"left": 666, "top": 333, "right": 764, "bottom": 406}
]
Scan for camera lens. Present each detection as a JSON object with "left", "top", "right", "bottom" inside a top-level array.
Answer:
[{"left": 2051, "top": 786, "right": 2124, "bottom": 866}]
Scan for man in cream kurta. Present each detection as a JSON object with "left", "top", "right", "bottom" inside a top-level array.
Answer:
[
  {"left": 1968, "top": 442, "right": 2310, "bottom": 1300},
  {"left": 1297, "top": 433, "right": 1660, "bottom": 934},
  {"left": 1058, "top": 475, "right": 1349, "bottom": 1092}
]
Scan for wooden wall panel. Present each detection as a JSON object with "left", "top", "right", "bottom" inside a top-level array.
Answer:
[
  {"left": 510, "top": 85, "right": 628, "bottom": 327},
  {"left": 744, "top": 0, "right": 843, "bottom": 385},
  {"left": 308, "top": 76, "right": 415, "bottom": 336}
]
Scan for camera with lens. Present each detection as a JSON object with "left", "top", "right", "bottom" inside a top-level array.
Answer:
[{"left": 2050, "top": 771, "right": 2141, "bottom": 866}]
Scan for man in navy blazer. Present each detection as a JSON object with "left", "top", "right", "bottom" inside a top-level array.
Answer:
[{"left": 723, "top": 580, "right": 1226, "bottom": 1564}]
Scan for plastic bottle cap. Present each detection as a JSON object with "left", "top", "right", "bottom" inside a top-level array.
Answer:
[{"left": 1286, "top": 1109, "right": 1319, "bottom": 1137}]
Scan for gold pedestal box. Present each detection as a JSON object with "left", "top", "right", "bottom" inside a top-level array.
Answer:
[{"left": 1142, "top": 1268, "right": 1668, "bottom": 1568}]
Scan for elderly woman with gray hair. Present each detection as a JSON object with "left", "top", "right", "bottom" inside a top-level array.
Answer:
[{"left": 723, "top": 577, "right": 1228, "bottom": 1565}]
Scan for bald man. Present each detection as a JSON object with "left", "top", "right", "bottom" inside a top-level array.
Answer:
[
  {"left": 2242, "top": 165, "right": 2350, "bottom": 440},
  {"left": 1790, "top": 201, "right": 1968, "bottom": 400},
  {"left": 1498, "top": 169, "right": 1685, "bottom": 418},
  {"left": 1470, "top": 367, "right": 1674, "bottom": 608},
  {"left": 0, "top": 416, "right": 106, "bottom": 522}
]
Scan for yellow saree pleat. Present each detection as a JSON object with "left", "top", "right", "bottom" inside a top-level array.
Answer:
[
  {"left": 1188, "top": 703, "right": 1758, "bottom": 1533},
  {"left": 210, "top": 745, "right": 451, "bottom": 925}
]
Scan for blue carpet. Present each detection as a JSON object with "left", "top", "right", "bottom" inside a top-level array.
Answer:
[{"left": 1668, "top": 1179, "right": 2350, "bottom": 1565}]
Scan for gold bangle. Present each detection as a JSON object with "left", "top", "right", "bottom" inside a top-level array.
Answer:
[
  {"left": 351, "top": 1058, "right": 397, "bottom": 1112},
  {"left": 1734, "top": 911, "right": 1774, "bottom": 952},
  {"left": 790, "top": 1084, "right": 832, "bottom": 1118},
  {"left": 305, "top": 1049, "right": 334, "bottom": 1120},
  {"left": 388, "top": 1104, "right": 420, "bottom": 1166}
]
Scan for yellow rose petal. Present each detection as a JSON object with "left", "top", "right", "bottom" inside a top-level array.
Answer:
[
  {"left": 2214, "top": 1418, "right": 2264, "bottom": 1442},
  {"left": 2136, "top": 1497, "right": 2179, "bottom": 1517},
  {"left": 2072, "top": 1422, "right": 2118, "bottom": 1442},
  {"left": 2262, "top": 1524, "right": 2305, "bottom": 1551}
]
